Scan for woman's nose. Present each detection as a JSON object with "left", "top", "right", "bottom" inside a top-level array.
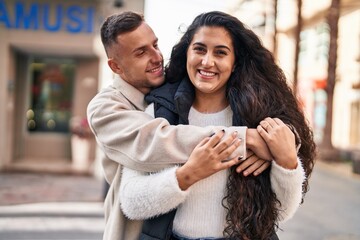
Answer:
[{"left": 201, "top": 54, "right": 214, "bottom": 67}]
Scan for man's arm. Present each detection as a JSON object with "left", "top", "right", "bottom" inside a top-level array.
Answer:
[{"left": 87, "top": 87, "right": 247, "bottom": 172}]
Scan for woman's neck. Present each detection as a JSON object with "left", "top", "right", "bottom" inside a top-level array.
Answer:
[{"left": 192, "top": 91, "right": 229, "bottom": 113}]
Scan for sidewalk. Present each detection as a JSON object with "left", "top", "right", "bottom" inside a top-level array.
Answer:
[
  {"left": 278, "top": 159, "right": 360, "bottom": 240},
  {"left": 0, "top": 172, "right": 103, "bottom": 205},
  {"left": 0, "top": 160, "right": 359, "bottom": 239},
  {"left": 0, "top": 172, "right": 105, "bottom": 240}
]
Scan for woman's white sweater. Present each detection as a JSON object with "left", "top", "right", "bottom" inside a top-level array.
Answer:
[{"left": 120, "top": 105, "right": 305, "bottom": 238}]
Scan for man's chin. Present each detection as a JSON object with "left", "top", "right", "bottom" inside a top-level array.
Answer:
[{"left": 150, "top": 78, "right": 165, "bottom": 88}]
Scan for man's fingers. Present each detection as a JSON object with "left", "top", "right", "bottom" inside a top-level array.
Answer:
[
  {"left": 253, "top": 161, "right": 271, "bottom": 176},
  {"left": 241, "top": 159, "right": 266, "bottom": 176},
  {"left": 236, "top": 154, "right": 257, "bottom": 173}
]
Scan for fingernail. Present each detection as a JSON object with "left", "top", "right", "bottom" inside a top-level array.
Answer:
[
  {"left": 232, "top": 131, "right": 238, "bottom": 137},
  {"left": 243, "top": 171, "right": 248, "bottom": 176}
]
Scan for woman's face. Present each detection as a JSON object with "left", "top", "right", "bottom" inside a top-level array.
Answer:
[{"left": 186, "top": 26, "right": 235, "bottom": 96}]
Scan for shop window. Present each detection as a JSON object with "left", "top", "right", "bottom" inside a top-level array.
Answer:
[{"left": 27, "top": 58, "right": 75, "bottom": 133}]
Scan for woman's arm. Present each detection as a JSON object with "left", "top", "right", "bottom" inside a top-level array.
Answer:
[
  {"left": 270, "top": 157, "right": 305, "bottom": 222},
  {"left": 120, "top": 166, "right": 188, "bottom": 220},
  {"left": 257, "top": 117, "right": 305, "bottom": 221},
  {"left": 120, "top": 130, "right": 242, "bottom": 219}
]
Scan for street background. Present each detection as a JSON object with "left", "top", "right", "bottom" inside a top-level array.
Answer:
[{"left": 1, "top": 160, "right": 359, "bottom": 240}]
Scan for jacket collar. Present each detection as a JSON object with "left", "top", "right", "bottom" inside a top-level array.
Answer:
[
  {"left": 113, "top": 75, "right": 148, "bottom": 111},
  {"left": 174, "top": 77, "right": 195, "bottom": 124}
]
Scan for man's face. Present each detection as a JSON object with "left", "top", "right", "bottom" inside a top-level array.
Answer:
[{"left": 108, "top": 22, "right": 164, "bottom": 94}]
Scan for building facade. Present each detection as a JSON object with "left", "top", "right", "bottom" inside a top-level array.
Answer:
[
  {"left": 231, "top": 0, "right": 360, "bottom": 152},
  {"left": 0, "top": 0, "right": 144, "bottom": 173},
  {"left": 276, "top": 0, "right": 360, "bottom": 151}
]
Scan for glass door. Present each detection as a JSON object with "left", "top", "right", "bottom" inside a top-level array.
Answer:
[
  {"left": 27, "top": 59, "right": 75, "bottom": 134},
  {"left": 16, "top": 56, "right": 76, "bottom": 161}
]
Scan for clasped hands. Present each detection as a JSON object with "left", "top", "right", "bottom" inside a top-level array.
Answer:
[
  {"left": 239, "top": 117, "right": 298, "bottom": 175},
  {"left": 177, "top": 117, "right": 297, "bottom": 190}
]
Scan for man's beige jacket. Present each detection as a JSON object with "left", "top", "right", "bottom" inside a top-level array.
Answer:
[{"left": 87, "top": 76, "right": 247, "bottom": 240}]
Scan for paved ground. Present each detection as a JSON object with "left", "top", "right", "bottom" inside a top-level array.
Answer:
[
  {"left": 0, "top": 172, "right": 103, "bottom": 205},
  {"left": 277, "top": 161, "right": 360, "bottom": 240},
  {"left": 0, "top": 160, "right": 359, "bottom": 239},
  {"left": 0, "top": 172, "right": 105, "bottom": 240}
]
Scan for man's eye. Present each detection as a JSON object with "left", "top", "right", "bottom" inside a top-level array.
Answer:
[{"left": 136, "top": 50, "right": 145, "bottom": 56}]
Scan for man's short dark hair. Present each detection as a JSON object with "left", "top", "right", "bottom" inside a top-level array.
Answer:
[{"left": 101, "top": 11, "right": 144, "bottom": 56}]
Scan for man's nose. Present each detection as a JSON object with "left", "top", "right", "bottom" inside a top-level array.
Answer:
[{"left": 150, "top": 49, "right": 163, "bottom": 63}]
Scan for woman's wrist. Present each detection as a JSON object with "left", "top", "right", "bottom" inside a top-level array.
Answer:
[
  {"left": 176, "top": 165, "right": 199, "bottom": 190},
  {"left": 274, "top": 155, "right": 298, "bottom": 170}
]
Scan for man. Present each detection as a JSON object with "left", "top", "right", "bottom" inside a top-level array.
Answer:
[{"left": 87, "top": 11, "right": 270, "bottom": 240}]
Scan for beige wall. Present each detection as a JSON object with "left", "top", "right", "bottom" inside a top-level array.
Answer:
[{"left": 0, "top": 0, "right": 145, "bottom": 172}]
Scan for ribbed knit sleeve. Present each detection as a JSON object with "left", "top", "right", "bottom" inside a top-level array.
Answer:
[
  {"left": 119, "top": 166, "right": 190, "bottom": 220},
  {"left": 270, "top": 157, "right": 305, "bottom": 222}
]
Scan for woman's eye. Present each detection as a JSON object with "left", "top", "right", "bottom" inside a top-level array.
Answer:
[
  {"left": 194, "top": 47, "right": 206, "bottom": 53},
  {"left": 216, "top": 50, "right": 227, "bottom": 56}
]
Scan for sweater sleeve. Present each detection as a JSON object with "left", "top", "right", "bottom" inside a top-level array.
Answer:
[
  {"left": 119, "top": 166, "right": 189, "bottom": 220},
  {"left": 270, "top": 157, "right": 305, "bottom": 222}
]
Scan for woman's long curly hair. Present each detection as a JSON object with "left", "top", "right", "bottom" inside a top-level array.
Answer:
[{"left": 165, "top": 11, "right": 316, "bottom": 239}]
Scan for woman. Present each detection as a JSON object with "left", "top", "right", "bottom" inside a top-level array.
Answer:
[{"left": 120, "top": 11, "right": 316, "bottom": 239}]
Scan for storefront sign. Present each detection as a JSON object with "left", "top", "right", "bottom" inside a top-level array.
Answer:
[{"left": 0, "top": 1, "right": 95, "bottom": 33}]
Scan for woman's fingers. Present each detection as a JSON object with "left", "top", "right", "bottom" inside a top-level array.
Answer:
[
  {"left": 207, "top": 130, "right": 226, "bottom": 147},
  {"left": 214, "top": 131, "right": 238, "bottom": 153},
  {"left": 218, "top": 138, "right": 241, "bottom": 161},
  {"left": 206, "top": 130, "right": 239, "bottom": 154},
  {"left": 221, "top": 155, "right": 242, "bottom": 169}
]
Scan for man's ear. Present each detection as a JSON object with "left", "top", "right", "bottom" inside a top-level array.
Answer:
[{"left": 108, "top": 58, "right": 123, "bottom": 75}]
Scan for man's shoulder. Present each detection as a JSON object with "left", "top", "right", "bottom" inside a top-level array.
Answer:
[
  {"left": 87, "top": 85, "right": 132, "bottom": 114},
  {"left": 90, "top": 85, "right": 126, "bottom": 102}
]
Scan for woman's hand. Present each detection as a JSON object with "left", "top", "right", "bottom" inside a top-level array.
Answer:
[
  {"left": 236, "top": 150, "right": 271, "bottom": 176},
  {"left": 176, "top": 130, "right": 242, "bottom": 190},
  {"left": 257, "top": 117, "right": 298, "bottom": 170}
]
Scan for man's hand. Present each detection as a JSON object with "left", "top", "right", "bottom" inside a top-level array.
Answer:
[
  {"left": 236, "top": 150, "right": 271, "bottom": 176},
  {"left": 246, "top": 128, "right": 272, "bottom": 160}
]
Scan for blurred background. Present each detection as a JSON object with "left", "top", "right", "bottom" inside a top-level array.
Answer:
[{"left": 0, "top": 0, "right": 359, "bottom": 239}]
